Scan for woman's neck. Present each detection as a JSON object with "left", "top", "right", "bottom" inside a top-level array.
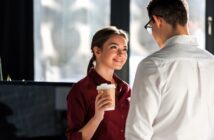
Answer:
[{"left": 94, "top": 66, "right": 114, "bottom": 82}]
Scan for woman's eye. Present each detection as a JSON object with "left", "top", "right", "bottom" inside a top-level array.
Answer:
[
  {"left": 110, "top": 45, "right": 117, "bottom": 49},
  {"left": 123, "top": 48, "right": 128, "bottom": 52}
]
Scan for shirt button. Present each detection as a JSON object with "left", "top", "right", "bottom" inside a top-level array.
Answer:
[
  {"left": 121, "top": 129, "right": 124, "bottom": 133},
  {"left": 121, "top": 115, "right": 124, "bottom": 119}
]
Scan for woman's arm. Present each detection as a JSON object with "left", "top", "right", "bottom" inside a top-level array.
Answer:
[{"left": 79, "top": 92, "right": 112, "bottom": 140}]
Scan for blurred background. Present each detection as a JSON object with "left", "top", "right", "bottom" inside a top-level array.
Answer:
[{"left": 0, "top": 0, "right": 213, "bottom": 140}]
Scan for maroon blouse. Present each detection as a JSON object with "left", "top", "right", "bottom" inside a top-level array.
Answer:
[{"left": 66, "top": 69, "right": 131, "bottom": 140}]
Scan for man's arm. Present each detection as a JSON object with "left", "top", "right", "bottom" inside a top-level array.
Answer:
[{"left": 125, "top": 59, "right": 162, "bottom": 140}]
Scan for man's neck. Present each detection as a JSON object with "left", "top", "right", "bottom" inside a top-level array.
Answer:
[
  {"left": 160, "top": 24, "right": 189, "bottom": 48},
  {"left": 169, "top": 24, "right": 189, "bottom": 38}
]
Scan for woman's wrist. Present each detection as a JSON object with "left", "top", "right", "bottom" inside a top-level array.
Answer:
[{"left": 92, "top": 114, "right": 103, "bottom": 123}]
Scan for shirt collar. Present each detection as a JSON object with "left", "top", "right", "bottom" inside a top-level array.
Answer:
[
  {"left": 88, "top": 68, "right": 123, "bottom": 86},
  {"left": 163, "top": 35, "right": 199, "bottom": 49}
]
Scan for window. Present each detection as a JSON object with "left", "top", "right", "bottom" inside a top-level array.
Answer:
[
  {"left": 34, "top": 0, "right": 110, "bottom": 82},
  {"left": 34, "top": 0, "right": 205, "bottom": 84}
]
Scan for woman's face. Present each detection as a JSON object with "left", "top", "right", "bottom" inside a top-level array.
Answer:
[{"left": 95, "top": 35, "right": 128, "bottom": 70}]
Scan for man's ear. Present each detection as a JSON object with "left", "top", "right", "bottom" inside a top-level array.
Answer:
[
  {"left": 93, "top": 46, "right": 101, "bottom": 57},
  {"left": 153, "top": 15, "right": 162, "bottom": 28}
]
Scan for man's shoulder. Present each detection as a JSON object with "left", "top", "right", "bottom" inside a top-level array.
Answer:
[
  {"left": 148, "top": 45, "right": 214, "bottom": 60},
  {"left": 141, "top": 50, "right": 166, "bottom": 64}
]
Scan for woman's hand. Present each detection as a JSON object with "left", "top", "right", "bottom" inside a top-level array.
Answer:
[
  {"left": 93, "top": 90, "right": 112, "bottom": 121},
  {"left": 78, "top": 91, "right": 112, "bottom": 140}
]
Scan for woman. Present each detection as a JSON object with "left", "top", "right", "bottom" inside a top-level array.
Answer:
[{"left": 66, "top": 26, "right": 131, "bottom": 140}]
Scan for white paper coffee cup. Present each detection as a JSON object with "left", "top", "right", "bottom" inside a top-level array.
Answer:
[{"left": 97, "top": 83, "right": 116, "bottom": 111}]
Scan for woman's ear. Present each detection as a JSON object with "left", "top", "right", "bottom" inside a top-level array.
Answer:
[{"left": 93, "top": 46, "right": 101, "bottom": 57}]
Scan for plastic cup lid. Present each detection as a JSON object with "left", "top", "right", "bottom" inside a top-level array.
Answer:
[{"left": 96, "top": 83, "right": 116, "bottom": 90}]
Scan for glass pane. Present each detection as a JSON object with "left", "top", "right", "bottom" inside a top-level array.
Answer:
[
  {"left": 188, "top": 0, "right": 205, "bottom": 49},
  {"left": 34, "top": 0, "right": 110, "bottom": 82},
  {"left": 130, "top": 0, "right": 159, "bottom": 86},
  {"left": 130, "top": 0, "right": 205, "bottom": 86}
]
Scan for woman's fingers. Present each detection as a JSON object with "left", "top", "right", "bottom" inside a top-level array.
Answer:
[
  {"left": 97, "top": 97, "right": 112, "bottom": 110},
  {"left": 95, "top": 91, "right": 112, "bottom": 110}
]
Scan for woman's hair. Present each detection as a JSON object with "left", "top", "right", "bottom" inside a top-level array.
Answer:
[
  {"left": 147, "top": 0, "right": 188, "bottom": 28},
  {"left": 87, "top": 26, "right": 128, "bottom": 73}
]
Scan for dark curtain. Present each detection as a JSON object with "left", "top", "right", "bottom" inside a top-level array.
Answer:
[{"left": 0, "top": 0, "right": 34, "bottom": 80}]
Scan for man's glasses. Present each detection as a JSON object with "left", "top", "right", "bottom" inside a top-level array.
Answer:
[
  {"left": 144, "top": 17, "right": 154, "bottom": 34},
  {"left": 144, "top": 15, "right": 163, "bottom": 34}
]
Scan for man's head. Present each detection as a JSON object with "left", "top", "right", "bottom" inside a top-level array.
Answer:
[
  {"left": 145, "top": 0, "right": 189, "bottom": 48},
  {"left": 147, "top": 0, "right": 188, "bottom": 28}
]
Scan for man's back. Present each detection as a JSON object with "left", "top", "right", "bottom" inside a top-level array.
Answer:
[
  {"left": 151, "top": 36, "right": 214, "bottom": 139},
  {"left": 126, "top": 35, "right": 214, "bottom": 140}
]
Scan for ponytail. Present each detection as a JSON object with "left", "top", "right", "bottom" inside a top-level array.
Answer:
[{"left": 87, "top": 55, "right": 95, "bottom": 74}]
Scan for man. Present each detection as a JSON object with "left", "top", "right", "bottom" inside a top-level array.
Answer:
[{"left": 125, "top": 0, "right": 214, "bottom": 140}]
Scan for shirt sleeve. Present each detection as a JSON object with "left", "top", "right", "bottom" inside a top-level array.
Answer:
[
  {"left": 125, "top": 58, "right": 162, "bottom": 140},
  {"left": 66, "top": 84, "right": 87, "bottom": 140}
]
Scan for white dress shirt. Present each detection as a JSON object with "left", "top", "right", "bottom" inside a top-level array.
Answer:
[{"left": 125, "top": 35, "right": 214, "bottom": 140}]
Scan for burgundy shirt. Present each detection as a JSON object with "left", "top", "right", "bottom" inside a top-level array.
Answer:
[{"left": 66, "top": 69, "right": 131, "bottom": 140}]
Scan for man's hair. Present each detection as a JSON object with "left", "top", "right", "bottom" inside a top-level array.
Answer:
[{"left": 147, "top": 0, "right": 188, "bottom": 28}]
